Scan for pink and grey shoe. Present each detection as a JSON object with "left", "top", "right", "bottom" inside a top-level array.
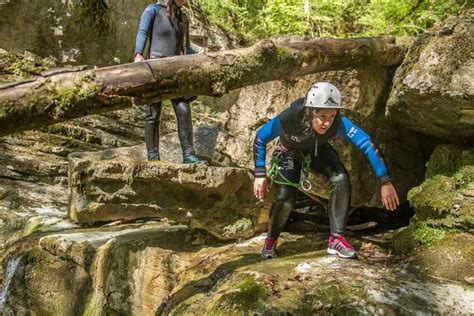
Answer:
[
  {"left": 327, "top": 235, "right": 358, "bottom": 259},
  {"left": 261, "top": 237, "right": 277, "bottom": 259}
]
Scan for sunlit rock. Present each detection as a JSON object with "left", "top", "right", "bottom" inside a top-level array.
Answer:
[{"left": 387, "top": 10, "right": 474, "bottom": 141}]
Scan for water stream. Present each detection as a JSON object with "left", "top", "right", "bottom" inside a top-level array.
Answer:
[{"left": 0, "top": 255, "right": 22, "bottom": 313}]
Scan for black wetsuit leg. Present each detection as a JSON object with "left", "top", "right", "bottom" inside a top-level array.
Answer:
[
  {"left": 144, "top": 102, "right": 163, "bottom": 157},
  {"left": 311, "top": 145, "right": 351, "bottom": 237},
  {"left": 171, "top": 98, "right": 195, "bottom": 155},
  {"left": 268, "top": 150, "right": 301, "bottom": 239}
]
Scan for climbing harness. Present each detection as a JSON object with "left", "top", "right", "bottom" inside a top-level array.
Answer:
[{"left": 268, "top": 151, "right": 312, "bottom": 191}]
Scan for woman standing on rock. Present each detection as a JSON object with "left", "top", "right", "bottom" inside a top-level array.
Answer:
[
  {"left": 253, "top": 82, "right": 400, "bottom": 259},
  {"left": 134, "top": 0, "right": 206, "bottom": 164}
]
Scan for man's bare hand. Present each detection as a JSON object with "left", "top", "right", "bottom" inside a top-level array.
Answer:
[
  {"left": 381, "top": 181, "right": 400, "bottom": 211},
  {"left": 253, "top": 177, "right": 268, "bottom": 200},
  {"left": 134, "top": 54, "right": 144, "bottom": 62}
]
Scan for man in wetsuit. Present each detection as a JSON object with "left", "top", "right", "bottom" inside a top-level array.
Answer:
[
  {"left": 134, "top": 0, "right": 206, "bottom": 164},
  {"left": 253, "top": 82, "right": 400, "bottom": 259}
]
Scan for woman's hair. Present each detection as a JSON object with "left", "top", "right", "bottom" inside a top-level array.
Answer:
[
  {"left": 301, "top": 107, "right": 318, "bottom": 135},
  {"left": 166, "top": 0, "right": 186, "bottom": 53}
]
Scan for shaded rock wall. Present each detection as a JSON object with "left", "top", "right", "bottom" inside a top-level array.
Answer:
[{"left": 0, "top": 0, "right": 235, "bottom": 66}]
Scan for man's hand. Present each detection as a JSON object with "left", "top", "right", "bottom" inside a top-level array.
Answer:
[
  {"left": 253, "top": 177, "right": 268, "bottom": 200},
  {"left": 134, "top": 53, "right": 144, "bottom": 62},
  {"left": 381, "top": 181, "right": 400, "bottom": 211}
]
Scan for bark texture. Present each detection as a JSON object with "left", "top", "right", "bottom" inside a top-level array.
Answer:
[{"left": 0, "top": 37, "right": 404, "bottom": 136}]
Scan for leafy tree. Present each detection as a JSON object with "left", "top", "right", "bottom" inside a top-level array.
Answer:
[{"left": 190, "top": 0, "right": 470, "bottom": 43}]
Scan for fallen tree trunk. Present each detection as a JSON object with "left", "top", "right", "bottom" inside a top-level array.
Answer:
[{"left": 0, "top": 37, "right": 405, "bottom": 136}]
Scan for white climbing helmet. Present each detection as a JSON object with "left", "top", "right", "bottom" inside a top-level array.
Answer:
[{"left": 303, "top": 82, "right": 342, "bottom": 109}]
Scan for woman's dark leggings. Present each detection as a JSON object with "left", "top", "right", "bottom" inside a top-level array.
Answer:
[
  {"left": 144, "top": 98, "right": 195, "bottom": 155},
  {"left": 268, "top": 145, "right": 351, "bottom": 239}
]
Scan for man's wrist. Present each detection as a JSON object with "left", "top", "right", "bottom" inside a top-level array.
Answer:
[
  {"left": 254, "top": 167, "right": 267, "bottom": 178},
  {"left": 379, "top": 175, "right": 392, "bottom": 185}
]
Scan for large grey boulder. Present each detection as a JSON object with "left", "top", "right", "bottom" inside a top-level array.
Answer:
[
  {"left": 68, "top": 145, "right": 269, "bottom": 240},
  {"left": 387, "top": 10, "right": 474, "bottom": 141}
]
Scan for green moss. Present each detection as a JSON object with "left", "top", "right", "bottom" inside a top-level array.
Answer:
[
  {"left": 426, "top": 144, "right": 474, "bottom": 178},
  {"left": 5, "top": 216, "right": 44, "bottom": 247},
  {"left": 295, "top": 280, "right": 367, "bottom": 315},
  {"left": 0, "top": 50, "right": 57, "bottom": 82},
  {"left": 207, "top": 275, "right": 268, "bottom": 315},
  {"left": 408, "top": 145, "right": 474, "bottom": 226},
  {"left": 212, "top": 53, "right": 264, "bottom": 94},
  {"left": 412, "top": 223, "right": 447, "bottom": 247},
  {"left": 51, "top": 75, "right": 101, "bottom": 119},
  {"left": 393, "top": 219, "right": 463, "bottom": 256},
  {"left": 393, "top": 226, "right": 416, "bottom": 255},
  {"left": 408, "top": 175, "right": 457, "bottom": 220}
]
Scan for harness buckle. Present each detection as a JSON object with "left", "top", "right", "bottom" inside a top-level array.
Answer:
[{"left": 300, "top": 178, "right": 312, "bottom": 191}]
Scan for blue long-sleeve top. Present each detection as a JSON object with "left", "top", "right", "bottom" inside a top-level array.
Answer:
[{"left": 253, "top": 98, "right": 391, "bottom": 184}]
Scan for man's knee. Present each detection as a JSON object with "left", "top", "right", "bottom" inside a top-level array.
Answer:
[
  {"left": 329, "top": 173, "right": 350, "bottom": 189},
  {"left": 173, "top": 100, "right": 191, "bottom": 116},
  {"left": 275, "top": 187, "right": 297, "bottom": 208},
  {"left": 144, "top": 103, "right": 161, "bottom": 122}
]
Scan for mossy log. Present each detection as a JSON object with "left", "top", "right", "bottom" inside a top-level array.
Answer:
[{"left": 0, "top": 37, "right": 404, "bottom": 136}]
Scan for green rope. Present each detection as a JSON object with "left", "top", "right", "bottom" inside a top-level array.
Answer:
[{"left": 268, "top": 153, "right": 312, "bottom": 189}]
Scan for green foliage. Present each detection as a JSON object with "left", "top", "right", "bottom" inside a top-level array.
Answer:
[{"left": 191, "top": 0, "right": 469, "bottom": 43}]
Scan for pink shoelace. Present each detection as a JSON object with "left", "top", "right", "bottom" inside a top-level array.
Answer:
[{"left": 330, "top": 236, "right": 354, "bottom": 250}]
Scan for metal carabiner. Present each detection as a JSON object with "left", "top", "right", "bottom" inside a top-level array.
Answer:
[{"left": 300, "top": 178, "right": 312, "bottom": 191}]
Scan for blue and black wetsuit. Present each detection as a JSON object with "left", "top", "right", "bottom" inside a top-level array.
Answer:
[
  {"left": 135, "top": 2, "right": 197, "bottom": 159},
  {"left": 254, "top": 98, "right": 391, "bottom": 238}
]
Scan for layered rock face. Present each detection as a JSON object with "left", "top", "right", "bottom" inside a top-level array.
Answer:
[
  {"left": 68, "top": 146, "right": 268, "bottom": 240},
  {"left": 387, "top": 10, "right": 474, "bottom": 142},
  {"left": 3, "top": 224, "right": 473, "bottom": 315},
  {"left": 0, "top": 3, "right": 236, "bottom": 251}
]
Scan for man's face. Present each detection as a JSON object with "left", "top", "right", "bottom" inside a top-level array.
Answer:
[
  {"left": 174, "top": 0, "right": 186, "bottom": 7},
  {"left": 312, "top": 108, "right": 338, "bottom": 134}
]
